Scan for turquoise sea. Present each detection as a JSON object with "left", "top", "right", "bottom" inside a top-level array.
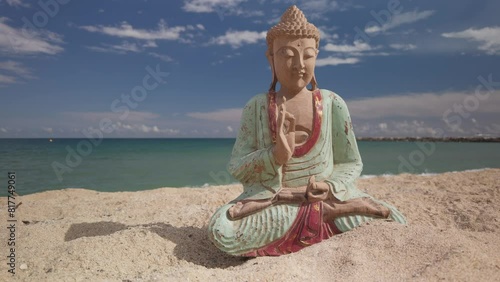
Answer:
[{"left": 1, "top": 138, "right": 499, "bottom": 196}]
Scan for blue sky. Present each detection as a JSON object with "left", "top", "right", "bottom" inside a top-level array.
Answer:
[{"left": 0, "top": 0, "right": 499, "bottom": 138}]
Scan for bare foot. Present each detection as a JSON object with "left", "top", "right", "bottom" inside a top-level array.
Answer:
[
  {"left": 322, "top": 197, "right": 391, "bottom": 221},
  {"left": 227, "top": 200, "right": 273, "bottom": 220},
  {"left": 227, "top": 202, "right": 244, "bottom": 219},
  {"left": 359, "top": 197, "right": 391, "bottom": 218}
]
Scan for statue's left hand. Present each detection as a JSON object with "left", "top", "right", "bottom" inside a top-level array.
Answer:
[{"left": 306, "top": 176, "right": 329, "bottom": 202}]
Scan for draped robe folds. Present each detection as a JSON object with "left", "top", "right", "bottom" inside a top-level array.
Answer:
[{"left": 208, "top": 89, "right": 406, "bottom": 256}]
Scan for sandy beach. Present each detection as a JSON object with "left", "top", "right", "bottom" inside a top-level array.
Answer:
[{"left": 2, "top": 169, "right": 500, "bottom": 281}]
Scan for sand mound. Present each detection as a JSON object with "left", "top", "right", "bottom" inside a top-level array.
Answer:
[{"left": 3, "top": 169, "right": 500, "bottom": 281}]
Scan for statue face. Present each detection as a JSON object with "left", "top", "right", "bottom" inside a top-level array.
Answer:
[{"left": 272, "top": 37, "right": 317, "bottom": 92}]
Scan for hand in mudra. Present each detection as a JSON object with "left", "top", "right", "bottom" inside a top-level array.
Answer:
[
  {"left": 273, "top": 97, "right": 296, "bottom": 165},
  {"left": 306, "top": 175, "right": 329, "bottom": 202}
]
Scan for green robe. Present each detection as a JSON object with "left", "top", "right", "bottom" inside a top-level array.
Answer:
[{"left": 208, "top": 89, "right": 406, "bottom": 256}]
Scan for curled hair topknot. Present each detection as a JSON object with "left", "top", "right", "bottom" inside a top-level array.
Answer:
[{"left": 266, "top": 5, "right": 320, "bottom": 53}]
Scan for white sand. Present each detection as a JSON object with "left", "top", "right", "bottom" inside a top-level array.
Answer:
[{"left": 2, "top": 169, "right": 500, "bottom": 281}]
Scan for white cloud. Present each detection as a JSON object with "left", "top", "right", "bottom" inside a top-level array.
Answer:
[
  {"left": 315, "top": 56, "right": 360, "bottom": 67},
  {"left": 389, "top": 43, "right": 416, "bottom": 50},
  {"left": 148, "top": 52, "right": 173, "bottom": 62},
  {"left": 6, "top": 0, "right": 30, "bottom": 7},
  {"left": 365, "top": 10, "right": 435, "bottom": 34},
  {"left": 211, "top": 51, "right": 242, "bottom": 65},
  {"left": 182, "top": 0, "right": 246, "bottom": 13},
  {"left": 301, "top": 0, "right": 339, "bottom": 14},
  {"left": 347, "top": 90, "right": 500, "bottom": 120},
  {"left": 355, "top": 120, "right": 442, "bottom": 137},
  {"left": 0, "top": 60, "right": 32, "bottom": 76},
  {"left": 235, "top": 9, "right": 264, "bottom": 17},
  {"left": 50, "top": 111, "right": 185, "bottom": 136},
  {"left": 0, "top": 60, "right": 34, "bottom": 85},
  {"left": 86, "top": 40, "right": 168, "bottom": 56},
  {"left": 187, "top": 108, "right": 242, "bottom": 122},
  {"left": 266, "top": 17, "right": 281, "bottom": 25},
  {"left": 315, "top": 16, "right": 423, "bottom": 66},
  {"left": 0, "top": 17, "right": 64, "bottom": 55},
  {"left": 183, "top": 0, "right": 263, "bottom": 18},
  {"left": 80, "top": 20, "right": 190, "bottom": 41},
  {"left": 318, "top": 26, "right": 339, "bottom": 42},
  {"left": 227, "top": 126, "right": 233, "bottom": 132},
  {"left": 143, "top": 41, "right": 158, "bottom": 48},
  {"left": 267, "top": 0, "right": 360, "bottom": 19},
  {"left": 210, "top": 30, "right": 265, "bottom": 47},
  {"left": 136, "top": 124, "right": 179, "bottom": 134},
  {"left": 113, "top": 42, "right": 143, "bottom": 52},
  {"left": 349, "top": 89, "right": 500, "bottom": 137},
  {"left": 42, "top": 127, "right": 53, "bottom": 133},
  {"left": 85, "top": 46, "right": 116, "bottom": 54},
  {"left": 62, "top": 111, "right": 160, "bottom": 123},
  {"left": 87, "top": 41, "right": 143, "bottom": 54},
  {"left": 442, "top": 26, "right": 500, "bottom": 55},
  {"left": 0, "top": 74, "right": 17, "bottom": 84},
  {"left": 322, "top": 40, "right": 389, "bottom": 58},
  {"left": 186, "top": 89, "right": 500, "bottom": 137},
  {"left": 323, "top": 41, "right": 373, "bottom": 53},
  {"left": 79, "top": 122, "right": 180, "bottom": 135},
  {"left": 210, "top": 30, "right": 266, "bottom": 48},
  {"left": 0, "top": 128, "right": 7, "bottom": 133}
]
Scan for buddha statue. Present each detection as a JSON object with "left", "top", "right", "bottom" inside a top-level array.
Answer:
[{"left": 208, "top": 5, "right": 406, "bottom": 257}]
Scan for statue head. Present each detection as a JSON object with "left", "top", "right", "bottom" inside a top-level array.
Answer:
[{"left": 266, "top": 5, "right": 320, "bottom": 92}]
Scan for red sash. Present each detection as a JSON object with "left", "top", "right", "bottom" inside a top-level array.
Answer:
[{"left": 243, "top": 202, "right": 342, "bottom": 257}]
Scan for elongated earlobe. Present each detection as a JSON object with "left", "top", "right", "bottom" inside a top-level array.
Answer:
[{"left": 309, "top": 75, "right": 318, "bottom": 91}]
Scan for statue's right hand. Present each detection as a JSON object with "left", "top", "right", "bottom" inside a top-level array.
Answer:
[
  {"left": 305, "top": 175, "right": 329, "bottom": 203},
  {"left": 273, "top": 98, "right": 295, "bottom": 165}
]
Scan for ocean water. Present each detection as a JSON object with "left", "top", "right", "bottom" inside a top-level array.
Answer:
[{"left": 0, "top": 138, "right": 499, "bottom": 196}]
